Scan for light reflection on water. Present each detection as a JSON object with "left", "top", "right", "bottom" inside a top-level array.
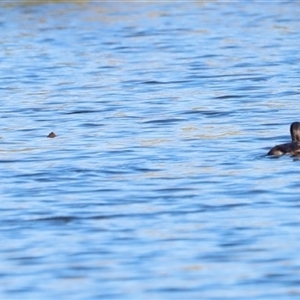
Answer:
[{"left": 1, "top": 1, "right": 300, "bottom": 299}]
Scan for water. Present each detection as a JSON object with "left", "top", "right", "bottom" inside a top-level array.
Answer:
[{"left": 1, "top": 1, "right": 300, "bottom": 299}]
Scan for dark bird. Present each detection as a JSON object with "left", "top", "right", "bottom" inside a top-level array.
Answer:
[{"left": 267, "top": 122, "right": 300, "bottom": 156}]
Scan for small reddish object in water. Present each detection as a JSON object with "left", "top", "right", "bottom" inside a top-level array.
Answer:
[{"left": 47, "top": 132, "right": 56, "bottom": 138}]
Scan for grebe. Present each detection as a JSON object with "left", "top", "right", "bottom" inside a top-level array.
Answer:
[{"left": 267, "top": 122, "right": 300, "bottom": 156}]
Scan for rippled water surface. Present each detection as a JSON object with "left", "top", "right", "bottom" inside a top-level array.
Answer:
[{"left": 1, "top": 1, "right": 300, "bottom": 299}]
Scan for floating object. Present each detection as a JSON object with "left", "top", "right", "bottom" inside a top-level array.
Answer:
[{"left": 47, "top": 132, "right": 56, "bottom": 138}]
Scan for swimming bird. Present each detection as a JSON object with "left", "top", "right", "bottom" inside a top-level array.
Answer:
[{"left": 267, "top": 122, "right": 300, "bottom": 156}]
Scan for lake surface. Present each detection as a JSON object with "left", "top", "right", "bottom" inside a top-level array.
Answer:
[{"left": 1, "top": 1, "right": 300, "bottom": 299}]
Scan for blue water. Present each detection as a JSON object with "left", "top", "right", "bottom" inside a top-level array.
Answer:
[{"left": 1, "top": 1, "right": 300, "bottom": 299}]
